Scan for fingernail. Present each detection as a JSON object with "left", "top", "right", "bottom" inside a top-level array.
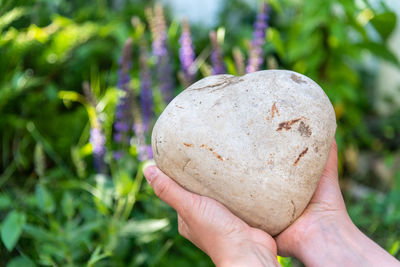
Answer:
[{"left": 144, "top": 166, "right": 157, "bottom": 184}]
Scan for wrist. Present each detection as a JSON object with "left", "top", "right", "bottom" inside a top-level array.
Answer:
[
  {"left": 293, "top": 213, "right": 356, "bottom": 266},
  {"left": 293, "top": 214, "right": 399, "bottom": 266},
  {"left": 212, "top": 240, "right": 280, "bottom": 267}
]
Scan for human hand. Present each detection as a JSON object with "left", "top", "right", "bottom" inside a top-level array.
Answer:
[
  {"left": 144, "top": 166, "right": 280, "bottom": 267},
  {"left": 275, "top": 140, "right": 400, "bottom": 266}
]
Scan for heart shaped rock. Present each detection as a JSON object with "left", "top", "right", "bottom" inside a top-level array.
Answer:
[{"left": 152, "top": 70, "right": 336, "bottom": 235}]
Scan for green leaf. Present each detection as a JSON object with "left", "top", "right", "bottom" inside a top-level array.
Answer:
[
  {"left": 6, "top": 256, "right": 35, "bottom": 267},
  {"left": 225, "top": 57, "right": 237, "bottom": 76},
  {"left": 120, "top": 219, "right": 169, "bottom": 236},
  {"left": 34, "top": 143, "right": 46, "bottom": 177},
  {"left": 61, "top": 192, "right": 74, "bottom": 219},
  {"left": 115, "top": 171, "right": 134, "bottom": 197},
  {"left": 1, "top": 210, "right": 26, "bottom": 251},
  {"left": 35, "top": 183, "right": 55, "bottom": 214},
  {"left": 168, "top": 19, "right": 179, "bottom": 40},
  {"left": 23, "top": 224, "right": 55, "bottom": 242},
  {"left": 267, "top": 28, "right": 285, "bottom": 59},
  {"left": 71, "top": 146, "right": 86, "bottom": 178},
  {"left": 0, "top": 195, "right": 12, "bottom": 210},
  {"left": 277, "top": 256, "right": 292, "bottom": 267},
  {"left": 389, "top": 240, "right": 400, "bottom": 256},
  {"left": 87, "top": 246, "right": 111, "bottom": 267},
  {"left": 357, "top": 42, "right": 400, "bottom": 67},
  {"left": 370, "top": 12, "right": 397, "bottom": 41},
  {"left": 266, "top": 0, "right": 282, "bottom": 14},
  {"left": 0, "top": 7, "right": 26, "bottom": 30}
]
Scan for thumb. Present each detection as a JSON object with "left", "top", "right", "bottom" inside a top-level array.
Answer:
[
  {"left": 321, "top": 139, "right": 338, "bottom": 182},
  {"left": 144, "top": 166, "right": 193, "bottom": 215}
]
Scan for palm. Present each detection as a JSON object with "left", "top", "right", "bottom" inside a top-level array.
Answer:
[{"left": 178, "top": 194, "right": 277, "bottom": 256}]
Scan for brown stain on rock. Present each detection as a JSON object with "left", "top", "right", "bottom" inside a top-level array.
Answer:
[
  {"left": 297, "top": 121, "right": 312, "bottom": 137},
  {"left": 277, "top": 117, "right": 303, "bottom": 131},
  {"left": 312, "top": 143, "right": 319, "bottom": 153},
  {"left": 200, "top": 144, "right": 224, "bottom": 161},
  {"left": 271, "top": 102, "right": 280, "bottom": 118},
  {"left": 183, "top": 142, "right": 193, "bottom": 147},
  {"left": 266, "top": 102, "right": 280, "bottom": 121},
  {"left": 291, "top": 74, "right": 307, "bottom": 84},
  {"left": 175, "top": 105, "right": 185, "bottom": 109},
  {"left": 294, "top": 147, "right": 308, "bottom": 166}
]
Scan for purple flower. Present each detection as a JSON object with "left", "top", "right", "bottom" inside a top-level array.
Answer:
[
  {"left": 150, "top": 5, "right": 168, "bottom": 58},
  {"left": 246, "top": 3, "right": 269, "bottom": 73},
  {"left": 139, "top": 43, "right": 153, "bottom": 133},
  {"left": 90, "top": 125, "right": 106, "bottom": 173},
  {"left": 82, "top": 82, "right": 106, "bottom": 173},
  {"left": 147, "top": 4, "right": 174, "bottom": 103},
  {"left": 132, "top": 114, "right": 153, "bottom": 161},
  {"left": 138, "top": 145, "right": 153, "bottom": 161},
  {"left": 113, "top": 38, "right": 134, "bottom": 158},
  {"left": 114, "top": 121, "right": 130, "bottom": 132},
  {"left": 209, "top": 31, "right": 226, "bottom": 75},
  {"left": 158, "top": 58, "right": 174, "bottom": 103},
  {"left": 113, "top": 151, "right": 124, "bottom": 160},
  {"left": 117, "top": 39, "right": 133, "bottom": 92},
  {"left": 179, "top": 18, "right": 196, "bottom": 86}
]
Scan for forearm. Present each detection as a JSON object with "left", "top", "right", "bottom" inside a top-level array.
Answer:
[{"left": 294, "top": 216, "right": 399, "bottom": 266}]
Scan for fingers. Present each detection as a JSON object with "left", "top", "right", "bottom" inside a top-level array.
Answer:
[
  {"left": 144, "top": 166, "right": 194, "bottom": 215},
  {"left": 311, "top": 138, "right": 345, "bottom": 208}
]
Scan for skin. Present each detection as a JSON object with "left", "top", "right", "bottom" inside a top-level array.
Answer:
[{"left": 144, "top": 140, "right": 400, "bottom": 266}]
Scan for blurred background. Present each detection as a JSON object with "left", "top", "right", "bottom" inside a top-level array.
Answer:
[{"left": 0, "top": 0, "right": 399, "bottom": 266}]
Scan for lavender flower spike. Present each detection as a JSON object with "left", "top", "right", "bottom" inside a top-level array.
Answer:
[
  {"left": 246, "top": 2, "right": 269, "bottom": 73},
  {"left": 90, "top": 123, "right": 106, "bottom": 173},
  {"left": 132, "top": 103, "right": 153, "bottom": 161},
  {"left": 83, "top": 82, "right": 107, "bottom": 173},
  {"left": 210, "top": 30, "right": 226, "bottom": 75},
  {"left": 179, "top": 18, "right": 196, "bottom": 85},
  {"left": 113, "top": 38, "right": 134, "bottom": 158},
  {"left": 139, "top": 42, "right": 153, "bottom": 133},
  {"left": 147, "top": 4, "right": 174, "bottom": 103}
]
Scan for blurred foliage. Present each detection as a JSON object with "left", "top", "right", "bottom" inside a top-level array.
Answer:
[{"left": 0, "top": 0, "right": 399, "bottom": 266}]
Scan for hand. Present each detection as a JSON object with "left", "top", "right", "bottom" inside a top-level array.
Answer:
[
  {"left": 275, "top": 140, "right": 400, "bottom": 266},
  {"left": 144, "top": 166, "right": 280, "bottom": 267},
  {"left": 275, "top": 140, "right": 347, "bottom": 255}
]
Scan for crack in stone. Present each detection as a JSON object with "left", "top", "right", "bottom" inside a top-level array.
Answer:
[
  {"left": 182, "top": 158, "right": 192, "bottom": 172},
  {"left": 187, "top": 77, "right": 244, "bottom": 93},
  {"left": 155, "top": 134, "right": 160, "bottom": 156},
  {"left": 188, "top": 80, "right": 229, "bottom": 91},
  {"left": 290, "top": 200, "right": 296, "bottom": 223}
]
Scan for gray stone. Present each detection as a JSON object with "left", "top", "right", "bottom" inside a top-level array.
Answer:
[{"left": 152, "top": 70, "right": 336, "bottom": 235}]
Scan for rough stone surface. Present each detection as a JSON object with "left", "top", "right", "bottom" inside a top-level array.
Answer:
[{"left": 152, "top": 70, "right": 336, "bottom": 235}]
